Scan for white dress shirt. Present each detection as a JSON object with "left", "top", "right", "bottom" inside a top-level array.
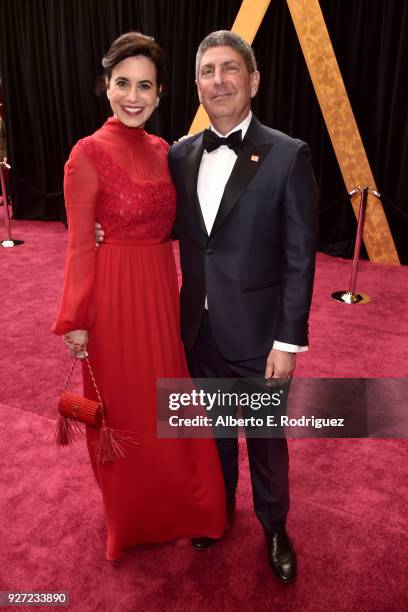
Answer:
[{"left": 197, "top": 111, "right": 307, "bottom": 354}]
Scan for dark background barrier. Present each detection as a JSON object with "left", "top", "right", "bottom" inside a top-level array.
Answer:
[{"left": 0, "top": 0, "right": 407, "bottom": 262}]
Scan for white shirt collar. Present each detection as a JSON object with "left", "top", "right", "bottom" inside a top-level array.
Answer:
[{"left": 210, "top": 111, "right": 252, "bottom": 139}]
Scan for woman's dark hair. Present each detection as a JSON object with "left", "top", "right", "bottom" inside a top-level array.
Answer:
[{"left": 96, "top": 32, "right": 166, "bottom": 96}]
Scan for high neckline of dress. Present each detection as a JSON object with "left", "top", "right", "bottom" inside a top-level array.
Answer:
[{"left": 104, "top": 116, "right": 147, "bottom": 140}]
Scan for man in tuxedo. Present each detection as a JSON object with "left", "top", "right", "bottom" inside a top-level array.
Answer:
[{"left": 168, "top": 31, "right": 318, "bottom": 583}]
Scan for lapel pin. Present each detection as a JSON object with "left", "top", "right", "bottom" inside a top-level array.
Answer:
[{"left": 251, "top": 155, "right": 259, "bottom": 162}]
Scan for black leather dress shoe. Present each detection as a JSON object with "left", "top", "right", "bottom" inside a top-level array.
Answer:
[
  {"left": 265, "top": 529, "right": 297, "bottom": 582},
  {"left": 192, "top": 498, "right": 236, "bottom": 550},
  {"left": 191, "top": 536, "right": 219, "bottom": 550}
]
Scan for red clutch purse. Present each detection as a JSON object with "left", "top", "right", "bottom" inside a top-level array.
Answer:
[
  {"left": 58, "top": 390, "right": 103, "bottom": 428},
  {"left": 55, "top": 355, "right": 139, "bottom": 463},
  {"left": 57, "top": 357, "right": 103, "bottom": 428}
]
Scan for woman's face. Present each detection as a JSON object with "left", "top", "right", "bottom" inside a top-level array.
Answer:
[{"left": 106, "top": 55, "right": 160, "bottom": 128}]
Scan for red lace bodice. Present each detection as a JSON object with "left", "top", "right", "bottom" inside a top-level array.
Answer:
[
  {"left": 74, "top": 118, "right": 176, "bottom": 241},
  {"left": 52, "top": 117, "right": 176, "bottom": 335}
]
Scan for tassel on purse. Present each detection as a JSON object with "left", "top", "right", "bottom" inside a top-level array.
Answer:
[{"left": 55, "top": 356, "right": 139, "bottom": 463}]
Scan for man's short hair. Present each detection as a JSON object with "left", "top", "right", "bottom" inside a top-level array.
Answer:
[{"left": 195, "top": 30, "right": 257, "bottom": 78}]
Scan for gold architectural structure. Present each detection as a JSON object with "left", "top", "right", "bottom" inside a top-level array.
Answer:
[
  {"left": 189, "top": 0, "right": 400, "bottom": 265},
  {"left": 286, "top": 0, "right": 399, "bottom": 264}
]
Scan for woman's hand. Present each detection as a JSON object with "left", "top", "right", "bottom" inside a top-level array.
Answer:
[
  {"left": 95, "top": 222, "right": 104, "bottom": 248},
  {"left": 63, "top": 330, "right": 88, "bottom": 359}
]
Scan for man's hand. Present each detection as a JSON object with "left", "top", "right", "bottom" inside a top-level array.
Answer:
[
  {"left": 63, "top": 330, "right": 88, "bottom": 359},
  {"left": 95, "top": 222, "right": 104, "bottom": 248},
  {"left": 265, "top": 348, "right": 296, "bottom": 380}
]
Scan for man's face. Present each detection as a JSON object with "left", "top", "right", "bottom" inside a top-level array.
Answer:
[{"left": 196, "top": 45, "right": 260, "bottom": 133}]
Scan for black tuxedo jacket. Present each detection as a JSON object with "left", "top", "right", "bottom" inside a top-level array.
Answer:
[{"left": 168, "top": 115, "right": 318, "bottom": 362}]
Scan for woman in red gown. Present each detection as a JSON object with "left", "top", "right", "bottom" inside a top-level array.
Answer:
[{"left": 53, "top": 32, "right": 227, "bottom": 560}]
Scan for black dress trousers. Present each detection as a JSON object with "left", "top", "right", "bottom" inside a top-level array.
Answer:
[{"left": 185, "top": 311, "right": 290, "bottom": 533}]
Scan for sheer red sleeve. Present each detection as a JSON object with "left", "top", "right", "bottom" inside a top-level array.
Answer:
[{"left": 52, "top": 143, "right": 99, "bottom": 335}]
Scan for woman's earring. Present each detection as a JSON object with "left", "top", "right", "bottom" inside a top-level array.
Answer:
[
  {"left": 107, "top": 92, "right": 111, "bottom": 100},
  {"left": 155, "top": 98, "right": 160, "bottom": 108}
]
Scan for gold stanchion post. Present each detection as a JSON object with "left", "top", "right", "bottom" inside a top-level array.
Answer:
[
  {"left": 331, "top": 186, "right": 380, "bottom": 304},
  {"left": 1, "top": 160, "right": 24, "bottom": 248}
]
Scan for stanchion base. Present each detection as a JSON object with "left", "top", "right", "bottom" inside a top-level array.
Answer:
[
  {"left": 1, "top": 239, "right": 25, "bottom": 248},
  {"left": 331, "top": 290, "right": 371, "bottom": 304}
]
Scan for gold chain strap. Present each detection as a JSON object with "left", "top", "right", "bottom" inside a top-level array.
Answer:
[{"left": 63, "top": 357, "right": 104, "bottom": 406}]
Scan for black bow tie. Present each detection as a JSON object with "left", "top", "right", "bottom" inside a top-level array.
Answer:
[{"left": 202, "top": 128, "right": 243, "bottom": 154}]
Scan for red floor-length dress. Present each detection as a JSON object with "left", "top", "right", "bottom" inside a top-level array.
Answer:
[{"left": 53, "top": 117, "right": 227, "bottom": 560}]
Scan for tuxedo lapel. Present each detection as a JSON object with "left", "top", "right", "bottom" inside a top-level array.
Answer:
[
  {"left": 210, "top": 121, "right": 273, "bottom": 237},
  {"left": 184, "top": 137, "right": 208, "bottom": 236}
]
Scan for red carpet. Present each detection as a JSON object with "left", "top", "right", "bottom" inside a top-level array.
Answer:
[{"left": 1, "top": 220, "right": 407, "bottom": 611}]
